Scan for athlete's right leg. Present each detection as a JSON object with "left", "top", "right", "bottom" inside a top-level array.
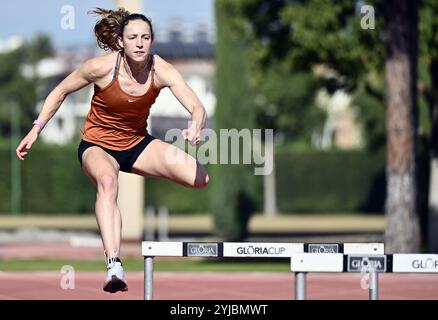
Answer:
[
  {"left": 81, "top": 146, "right": 128, "bottom": 292},
  {"left": 80, "top": 146, "right": 121, "bottom": 261}
]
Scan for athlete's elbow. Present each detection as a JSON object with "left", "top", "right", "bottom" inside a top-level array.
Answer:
[{"left": 51, "top": 86, "right": 68, "bottom": 104}]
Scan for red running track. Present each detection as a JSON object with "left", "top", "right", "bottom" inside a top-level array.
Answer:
[{"left": 0, "top": 272, "right": 437, "bottom": 300}]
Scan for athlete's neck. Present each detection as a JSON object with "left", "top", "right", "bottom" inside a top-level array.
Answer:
[{"left": 123, "top": 54, "right": 150, "bottom": 80}]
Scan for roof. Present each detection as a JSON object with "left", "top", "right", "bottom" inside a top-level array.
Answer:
[{"left": 152, "top": 41, "right": 214, "bottom": 60}]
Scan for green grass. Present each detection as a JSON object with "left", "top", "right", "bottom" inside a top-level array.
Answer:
[{"left": 0, "top": 258, "right": 290, "bottom": 272}]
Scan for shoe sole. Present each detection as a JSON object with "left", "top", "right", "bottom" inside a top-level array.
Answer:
[{"left": 103, "top": 275, "right": 128, "bottom": 293}]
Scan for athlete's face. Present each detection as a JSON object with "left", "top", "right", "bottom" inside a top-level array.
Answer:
[{"left": 118, "top": 20, "right": 153, "bottom": 62}]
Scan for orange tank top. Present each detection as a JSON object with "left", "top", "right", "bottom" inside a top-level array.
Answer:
[{"left": 82, "top": 52, "right": 160, "bottom": 150}]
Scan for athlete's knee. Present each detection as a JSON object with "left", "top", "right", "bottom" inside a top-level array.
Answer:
[
  {"left": 193, "top": 167, "right": 209, "bottom": 189},
  {"left": 202, "top": 174, "right": 210, "bottom": 188},
  {"left": 97, "top": 174, "right": 118, "bottom": 198}
]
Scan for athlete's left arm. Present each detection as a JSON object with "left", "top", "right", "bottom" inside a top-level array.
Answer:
[{"left": 154, "top": 55, "right": 206, "bottom": 144}]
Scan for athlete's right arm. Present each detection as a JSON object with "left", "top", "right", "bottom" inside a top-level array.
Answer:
[{"left": 16, "top": 56, "right": 109, "bottom": 160}]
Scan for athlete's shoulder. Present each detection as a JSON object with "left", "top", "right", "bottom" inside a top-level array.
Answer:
[
  {"left": 80, "top": 52, "right": 118, "bottom": 81},
  {"left": 152, "top": 54, "right": 184, "bottom": 87},
  {"left": 153, "top": 54, "right": 174, "bottom": 71}
]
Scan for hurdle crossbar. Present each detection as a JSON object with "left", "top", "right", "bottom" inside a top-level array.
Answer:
[
  {"left": 291, "top": 253, "right": 438, "bottom": 300},
  {"left": 141, "top": 241, "right": 384, "bottom": 300}
]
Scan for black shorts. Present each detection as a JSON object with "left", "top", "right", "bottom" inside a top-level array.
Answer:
[{"left": 77, "top": 135, "right": 156, "bottom": 173}]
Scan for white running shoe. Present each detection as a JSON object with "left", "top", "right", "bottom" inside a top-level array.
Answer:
[{"left": 103, "top": 257, "right": 128, "bottom": 293}]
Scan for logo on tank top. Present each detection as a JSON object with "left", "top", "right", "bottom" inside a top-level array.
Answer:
[{"left": 128, "top": 99, "right": 136, "bottom": 103}]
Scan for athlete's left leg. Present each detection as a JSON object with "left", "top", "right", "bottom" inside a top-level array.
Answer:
[{"left": 131, "top": 139, "right": 209, "bottom": 188}]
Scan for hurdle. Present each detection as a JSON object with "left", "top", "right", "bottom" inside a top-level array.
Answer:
[
  {"left": 141, "top": 241, "right": 384, "bottom": 300},
  {"left": 291, "top": 253, "right": 438, "bottom": 300}
]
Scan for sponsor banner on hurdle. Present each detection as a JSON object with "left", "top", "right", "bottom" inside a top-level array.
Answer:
[
  {"left": 142, "top": 241, "right": 385, "bottom": 258},
  {"left": 290, "top": 253, "right": 438, "bottom": 273},
  {"left": 223, "top": 242, "right": 303, "bottom": 258},
  {"left": 291, "top": 254, "right": 388, "bottom": 273},
  {"left": 304, "top": 243, "right": 340, "bottom": 254},
  {"left": 142, "top": 241, "right": 224, "bottom": 257},
  {"left": 184, "top": 242, "right": 222, "bottom": 257},
  {"left": 346, "top": 255, "right": 387, "bottom": 272},
  {"left": 303, "top": 243, "right": 383, "bottom": 254},
  {"left": 392, "top": 254, "right": 438, "bottom": 273}
]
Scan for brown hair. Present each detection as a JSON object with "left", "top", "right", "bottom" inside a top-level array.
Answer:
[{"left": 89, "top": 7, "right": 155, "bottom": 52}]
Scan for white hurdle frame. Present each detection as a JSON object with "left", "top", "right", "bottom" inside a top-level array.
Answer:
[
  {"left": 141, "top": 241, "right": 384, "bottom": 300},
  {"left": 291, "top": 253, "right": 438, "bottom": 300}
]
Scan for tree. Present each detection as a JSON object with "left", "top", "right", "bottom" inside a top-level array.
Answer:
[
  {"left": 255, "top": 62, "right": 324, "bottom": 144},
  {"left": 211, "top": 0, "right": 257, "bottom": 241},
  {"left": 383, "top": 0, "right": 420, "bottom": 252},
  {"left": 419, "top": 0, "right": 438, "bottom": 252},
  {"left": 229, "top": 0, "right": 424, "bottom": 251},
  {"left": 0, "top": 34, "right": 54, "bottom": 139},
  {"left": 0, "top": 34, "right": 54, "bottom": 214},
  {"left": 228, "top": 0, "right": 387, "bottom": 148}
]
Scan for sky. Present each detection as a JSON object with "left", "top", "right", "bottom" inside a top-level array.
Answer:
[{"left": 0, "top": 0, "right": 215, "bottom": 49}]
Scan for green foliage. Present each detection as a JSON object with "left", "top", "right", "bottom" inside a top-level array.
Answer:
[
  {"left": 225, "top": 0, "right": 388, "bottom": 150},
  {"left": 0, "top": 34, "right": 54, "bottom": 138},
  {"left": 211, "top": 164, "right": 258, "bottom": 241},
  {"left": 275, "top": 148, "right": 386, "bottom": 213},
  {"left": 419, "top": 0, "right": 438, "bottom": 62},
  {"left": 255, "top": 63, "right": 325, "bottom": 143},
  {"left": 216, "top": 1, "right": 327, "bottom": 148},
  {"left": 20, "top": 143, "right": 95, "bottom": 213},
  {"left": 0, "top": 142, "right": 94, "bottom": 213},
  {"left": 232, "top": 0, "right": 385, "bottom": 88},
  {"left": 0, "top": 143, "right": 388, "bottom": 215},
  {"left": 418, "top": 0, "right": 438, "bottom": 142},
  {"left": 24, "top": 34, "right": 54, "bottom": 65},
  {"left": 144, "top": 170, "right": 211, "bottom": 213},
  {"left": 283, "top": 0, "right": 384, "bottom": 86},
  {"left": 0, "top": 142, "right": 214, "bottom": 214},
  {"left": 0, "top": 258, "right": 290, "bottom": 272},
  {"left": 0, "top": 144, "right": 11, "bottom": 212},
  {"left": 211, "top": 0, "right": 257, "bottom": 241}
]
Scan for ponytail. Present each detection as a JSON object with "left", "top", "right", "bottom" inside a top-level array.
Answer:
[{"left": 89, "top": 7, "right": 130, "bottom": 52}]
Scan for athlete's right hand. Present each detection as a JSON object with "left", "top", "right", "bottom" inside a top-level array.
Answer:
[{"left": 16, "top": 128, "right": 39, "bottom": 161}]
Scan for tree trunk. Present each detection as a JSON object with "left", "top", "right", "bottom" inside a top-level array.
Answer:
[
  {"left": 428, "top": 59, "right": 438, "bottom": 252},
  {"left": 384, "top": 0, "right": 421, "bottom": 253}
]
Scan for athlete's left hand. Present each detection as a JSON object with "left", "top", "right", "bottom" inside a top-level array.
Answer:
[{"left": 182, "top": 123, "right": 201, "bottom": 145}]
